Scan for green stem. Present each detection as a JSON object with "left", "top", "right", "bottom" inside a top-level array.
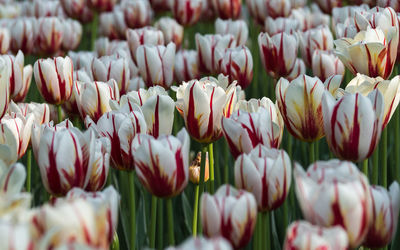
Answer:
[
  {"left": 362, "top": 159, "right": 368, "bottom": 177},
  {"left": 396, "top": 109, "right": 400, "bottom": 183},
  {"left": 381, "top": 128, "right": 388, "bottom": 188},
  {"left": 224, "top": 141, "right": 229, "bottom": 183},
  {"left": 192, "top": 184, "right": 200, "bottom": 237},
  {"left": 57, "top": 105, "right": 62, "bottom": 123},
  {"left": 128, "top": 172, "right": 136, "bottom": 250},
  {"left": 157, "top": 199, "right": 164, "bottom": 249},
  {"left": 315, "top": 140, "right": 319, "bottom": 161},
  {"left": 111, "top": 233, "right": 120, "bottom": 250},
  {"left": 198, "top": 145, "right": 208, "bottom": 233},
  {"left": 287, "top": 134, "right": 293, "bottom": 160},
  {"left": 309, "top": 142, "right": 315, "bottom": 164},
  {"left": 91, "top": 11, "right": 98, "bottom": 50},
  {"left": 253, "top": 215, "right": 260, "bottom": 250},
  {"left": 282, "top": 200, "right": 288, "bottom": 235},
  {"left": 149, "top": 196, "right": 158, "bottom": 249},
  {"left": 372, "top": 144, "right": 379, "bottom": 185},
  {"left": 262, "top": 212, "right": 270, "bottom": 250},
  {"left": 26, "top": 149, "right": 31, "bottom": 192},
  {"left": 208, "top": 143, "right": 214, "bottom": 194},
  {"left": 166, "top": 198, "right": 175, "bottom": 245}
]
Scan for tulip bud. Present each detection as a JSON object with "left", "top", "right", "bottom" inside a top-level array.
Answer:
[
  {"left": 284, "top": 221, "right": 349, "bottom": 250},
  {"left": 315, "top": 0, "right": 342, "bottom": 14},
  {"left": 211, "top": 0, "right": 241, "bottom": 20},
  {"left": 267, "top": 0, "right": 292, "bottom": 18},
  {"left": 87, "top": 0, "right": 116, "bottom": 12},
  {"left": 168, "top": 0, "right": 203, "bottom": 26},
  {"left": 174, "top": 50, "right": 201, "bottom": 83},
  {"left": 201, "top": 184, "right": 257, "bottom": 248},
  {"left": 136, "top": 43, "right": 176, "bottom": 88},
  {"left": 36, "top": 17, "right": 64, "bottom": 55},
  {"left": 245, "top": 0, "right": 268, "bottom": 25},
  {"left": 299, "top": 25, "right": 334, "bottom": 67},
  {"left": 1, "top": 51, "right": 27, "bottom": 99},
  {"left": 123, "top": 0, "right": 153, "bottom": 29},
  {"left": 215, "top": 18, "right": 248, "bottom": 46},
  {"left": 33, "top": 0, "right": 65, "bottom": 17},
  {"left": 132, "top": 128, "right": 190, "bottom": 198},
  {"left": 127, "top": 76, "right": 145, "bottom": 92},
  {"left": 13, "top": 64, "right": 32, "bottom": 103},
  {"left": 290, "top": 7, "right": 330, "bottom": 31},
  {"left": 168, "top": 236, "right": 233, "bottom": 250},
  {"left": 0, "top": 27, "right": 9, "bottom": 54},
  {"left": 98, "top": 12, "right": 120, "bottom": 40},
  {"left": 312, "top": 50, "right": 345, "bottom": 82},
  {"left": 258, "top": 32, "right": 298, "bottom": 78},
  {"left": 60, "top": 0, "right": 93, "bottom": 22},
  {"left": 126, "top": 27, "right": 164, "bottom": 62},
  {"left": 264, "top": 17, "right": 299, "bottom": 36},
  {"left": 0, "top": 57, "right": 10, "bottom": 119},
  {"left": 378, "top": 0, "right": 400, "bottom": 11},
  {"left": 189, "top": 152, "right": 209, "bottom": 184},
  {"left": 220, "top": 46, "right": 253, "bottom": 89},
  {"left": 68, "top": 51, "right": 95, "bottom": 76},
  {"left": 34, "top": 56, "right": 73, "bottom": 105},
  {"left": 0, "top": 223, "right": 34, "bottom": 250},
  {"left": 62, "top": 19, "right": 82, "bottom": 51},
  {"left": 154, "top": 17, "right": 184, "bottom": 49},
  {"left": 9, "top": 18, "right": 36, "bottom": 54},
  {"left": 9, "top": 101, "right": 50, "bottom": 125}
]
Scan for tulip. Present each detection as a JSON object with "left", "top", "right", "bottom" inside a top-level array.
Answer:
[
  {"left": 126, "top": 27, "right": 164, "bottom": 62},
  {"left": 284, "top": 221, "right": 349, "bottom": 250},
  {"left": 34, "top": 56, "right": 73, "bottom": 105},
  {"left": 8, "top": 101, "right": 50, "bottom": 125},
  {"left": 285, "top": 58, "right": 306, "bottom": 81},
  {"left": 136, "top": 43, "right": 176, "bottom": 88},
  {"left": 123, "top": 0, "right": 153, "bottom": 29},
  {"left": 312, "top": 50, "right": 345, "bottom": 82},
  {"left": 33, "top": 0, "right": 65, "bottom": 17},
  {"left": 211, "top": 0, "right": 241, "bottom": 20},
  {"left": 87, "top": 0, "right": 116, "bottom": 12},
  {"left": 245, "top": 0, "right": 268, "bottom": 25},
  {"left": 174, "top": 50, "right": 201, "bottom": 83},
  {"left": 98, "top": 12, "right": 121, "bottom": 40},
  {"left": 9, "top": 18, "right": 36, "bottom": 54},
  {"left": 0, "top": 223, "right": 34, "bottom": 250},
  {"left": 220, "top": 46, "right": 253, "bottom": 89},
  {"left": 62, "top": 19, "right": 82, "bottom": 51},
  {"left": 234, "top": 145, "right": 291, "bottom": 211},
  {"left": 335, "top": 23, "right": 358, "bottom": 39},
  {"left": 201, "top": 184, "right": 257, "bottom": 248},
  {"left": 258, "top": 32, "right": 298, "bottom": 78},
  {"left": 154, "top": 17, "right": 184, "bottom": 49},
  {"left": 294, "top": 159, "right": 373, "bottom": 247},
  {"left": 0, "top": 125, "right": 18, "bottom": 167},
  {"left": 168, "top": 0, "right": 203, "bottom": 26},
  {"left": 315, "top": 0, "right": 342, "bottom": 14},
  {"left": 0, "top": 57, "right": 10, "bottom": 119},
  {"left": 1, "top": 51, "right": 30, "bottom": 99},
  {"left": 264, "top": 17, "right": 299, "bottom": 36},
  {"left": 215, "top": 18, "right": 248, "bottom": 46},
  {"left": 173, "top": 75, "right": 239, "bottom": 143},
  {"left": 276, "top": 74, "right": 342, "bottom": 141},
  {"left": 113, "top": 6, "right": 129, "bottom": 39},
  {"left": 322, "top": 90, "right": 384, "bottom": 162},
  {"left": 266, "top": 0, "right": 292, "bottom": 18},
  {"left": 332, "top": 4, "right": 370, "bottom": 31},
  {"left": 189, "top": 152, "right": 209, "bottom": 184},
  {"left": 298, "top": 25, "right": 334, "bottom": 67},
  {"left": 378, "top": 0, "right": 400, "bottom": 11},
  {"left": 235, "top": 96, "right": 277, "bottom": 112},
  {"left": 13, "top": 64, "right": 32, "bottom": 103},
  {"left": 36, "top": 17, "right": 64, "bottom": 55},
  {"left": 73, "top": 80, "right": 119, "bottom": 122},
  {"left": 364, "top": 182, "right": 400, "bottom": 248},
  {"left": 68, "top": 51, "right": 95, "bottom": 76},
  {"left": 0, "top": 27, "right": 9, "bottom": 54},
  {"left": 196, "top": 34, "right": 236, "bottom": 74},
  {"left": 86, "top": 109, "right": 147, "bottom": 170},
  {"left": 290, "top": 7, "right": 330, "bottom": 31},
  {"left": 112, "top": 86, "right": 175, "bottom": 137},
  {"left": 168, "top": 236, "right": 233, "bottom": 250},
  {"left": 60, "top": 0, "right": 93, "bottom": 22},
  {"left": 127, "top": 76, "right": 145, "bottom": 92}
]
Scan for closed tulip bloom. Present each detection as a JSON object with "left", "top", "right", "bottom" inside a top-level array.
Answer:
[
  {"left": 266, "top": 0, "right": 292, "bottom": 18},
  {"left": 132, "top": 128, "right": 189, "bottom": 198},
  {"left": 2, "top": 51, "right": 29, "bottom": 99},
  {"left": 345, "top": 74, "right": 400, "bottom": 128},
  {"left": 9, "top": 18, "right": 36, "bottom": 54},
  {"left": 378, "top": 0, "right": 400, "bottom": 11},
  {"left": 221, "top": 46, "right": 253, "bottom": 89},
  {"left": 136, "top": 43, "right": 176, "bottom": 88},
  {"left": 364, "top": 182, "right": 400, "bottom": 248},
  {"left": 126, "top": 27, "right": 164, "bottom": 62},
  {"left": 196, "top": 34, "right": 236, "bottom": 74},
  {"left": 258, "top": 32, "right": 298, "bottom": 78},
  {"left": 294, "top": 160, "right": 373, "bottom": 248},
  {"left": 74, "top": 80, "right": 120, "bottom": 122},
  {"left": 201, "top": 184, "right": 257, "bottom": 248},
  {"left": 276, "top": 74, "right": 342, "bottom": 141},
  {"left": 0, "top": 57, "right": 10, "bottom": 119},
  {"left": 127, "top": 76, "right": 145, "bottom": 92},
  {"left": 62, "top": 19, "right": 82, "bottom": 51},
  {"left": 87, "top": 0, "right": 116, "bottom": 12},
  {"left": 211, "top": 0, "right": 241, "bottom": 20},
  {"left": 174, "top": 50, "right": 201, "bottom": 83},
  {"left": 315, "top": 0, "right": 342, "bottom": 14},
  {"left": 60, "top": 0, "right": 93, "bottom": 22},
  {"left": 284, "top": 221, "right": 349, "bottom": 250},
  {"left": 169, "top": 236, "right": 233, "bottom": 250},
  {"left": 235, "top": 96, "right": 280, "bottom": 113},
  {"left": 215, "top": 18, "right": 248, "bottom": 46},
  {"left": 312, "top": 50, "right": 345, "bottom": 82},
  {"left": 168, "top": 0, "right": 203, "bottom": 26},
  {"left": 13, "top": 64, "right": 32, "bottom": 103},
  {"left": 290, "top": 7, "right": 330, "bottom": 31},
  {"left": 97, "top": 12, "right": 120, "bottom": 40},
  {"left": 36, "top": 17, "right": 64, "bottom": 55},
  {"left": 33, "top": 0, "right": 65, "bottom": 17},
  {"left": 0, "top": 223, "right": 34, "bottom": 250},
  {"left": 123, "top": 0, "right": 153, "bottom": 29},
  {"left": 245, "top": 0, "right": 268, "bottom": 25},
  {"left": 154, "top": 17, "right": 183, "bottom": 49},
  {"left": 68, "top": 51, "right": 95, "bottom": 75},
  {"left": 322, "top": 90, "right": 384, "bottom": 162},
  {"left": 0, "top": 27, "right": 9, "bottom": 54},
  {"left": 264, "top": 17, "right": 299, "bottom": 36},
  {"left": 9, "top": 101, "right": 50, "bottom": 125},
  {"left": 0, "top": 125, "right": 18, "bottom": 166},
  {"left": 86, "top": 108, "right": 147, "bottom": 170},
  {"left": 34, "top": 56, "right": 73, "bottom": 105},
  {"left": 63, "top": 70, "right": 92, "bottom": 115},
  {"left": 299, "top": 25, "right": 334, "bottom": 67},
  {"left": 235, "top": 145, "right": 291, "bottom": 211},
  {"left": 332, "top": 5, "right": 369, "bottom": 29}
]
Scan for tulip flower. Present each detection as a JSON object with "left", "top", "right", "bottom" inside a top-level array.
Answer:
[
  {"left": 98, "top": 12, "right": 121, "bottom": 40},
  {"left": 286, "top": 58, "right": 306, "bottom": 81},
  {"left": 378, "top": 0, "right": 400, "bottom": 11},
  {"left": 2, "top": 51, "right": 31, "bottom": 100},
  {"left": 364, "top": 182, "right": 400, "bottom": 248},
  {"left": 335, "top": 27, "right": 398, "bottom": 79},
  {"left": 126, "top": 27, "right": 164, "bottom": 62},
  {"left": 60, "top": 0, "right": 93, "bottom": 22},
  {"left": 36, "top": 17, "right": 64, "bottom": 55},
  {"left": 331, "top": 4, "right": 370, "bottom": 31},
  {"left": 276, "top": 74, "right": 342, "bottom": 142},
  {"left": 136, "top": 43, "right": 176, "bottom": 88},
  {"left": 73, "top": 80, "right": 120, "bottom": 123},
  {"left": 111, "top": 86, "right": 175, "bottom": 137},
  {"left": 168, "top": 0, "right": 203, "bottom": 26},
  {"left": 33, "top": 0, "right": 65, "bottom": 17},
  {"left": 132, "top": 128, "right": 189, "bottom": 198},
  {"left": 169, "top": 236, "right": 233, "bottom": 250},
  {"left": 13, "top": 65, "right": 32, "bottom": 103},
  {"left": 220, "top": 46, "right": 253, "bottom": 89},
  {"left": 8, "top": 101, "right": 50, "bottom": 125},
  {"left": 235, "top": 96, "right": 277, "bottom": 112},
  {"left": 127, "top": 76, "right": 145, "bottom": 92},
  {"left": 264, "top": 17, "right": 299, "bottom": 36},
  {"left": 258, "top": 32, "right": 298, "bottom": 78},
  {"left": 290, "top": 6, "right": 330, "bottom": 31},
  {"left": 174, "top": 50, "right": 201, "bottom": 83},
  {"left": 335, "top": 23, "right": 358, "bottom": 39},
  {"left": 312, "top": 50, "right": 345, "bottom": 82},
  {"left": 215, "top": 18, "right": 248, "bottom": 46},
  {"left": 266, "top": 0, "right": 292, "bottom": 18},
  {"left": 68, "top": 51, "right": 95, "bottom": 76},
  {"left": 201, "top": 184, "right": 257, "bottom": 248},
  {"left": 196, "top": 34, "right": 236, "bottom": 74},
  {"left": 0, "top": 27, "right": 9, "bottom": 54},
  {"left": 62, "top": 19, "right": 82, "bottom": 51},
  {"left": 86, "top": 109, "right": 147, "bottom": 171},
  {"left": 234, "top": 145, "right": 291, "bottom": 211},
  {"left": 298, "top": 25, "right": 334, "bottom": 67},
  {"left": 294, "top": 159, "right": 373, "bottom": 248},
  {"left": 9, "top": 18, "right": 36, "bottom": 54},
  {"left": 284, "top": 221, "right": 349, "bottom": 250},
  {"left": 33, "top": 56, "right": 73, "bottom": 105},
  {"left": 322, "top": 90, "right": 384, "bottom": 162},
  {"left": 123, "top": 0, "right": 153, "bottom": 29},
  {"left": 315, "top": 0, "right": 342, "bottom": 14},
  {"left": 154, "top": 17, "right": 184, "bottom": 49},
  {"left": 0, "top": 223, "right": 34, "bottom": 250},
  {"left": 211, "top": 0, "right": 241, "bottom": 20},
  {"left": 0, "top": 125, "right": 18, "bottom": 167},
  {"left": 87, "top": 0, "right": 116, "bottom": 12},
  {"left": 189, "top": 152, "right": 209, "bottom": 184},
  {"left": 245, "top": 0, "right": 268, "bottom": 25},
  {"left": 0, "top": 57, "right": 10, "bottom": 119},
  {"left": 174, "top": 75, "right": 239, "bottom": 143}
]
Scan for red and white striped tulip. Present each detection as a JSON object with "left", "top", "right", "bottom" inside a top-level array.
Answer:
[
  {"left": 276, "top": 74, "right": 342, "bottom": 142},
  {"left": 168, "top": 237, "right": 233, "bottom": 250},
  {"left": 294, "top": 160, "right": 373, "bottom": 248},
  {"left": 284, "top": 221, "right": 349, "bottom": 250},
  {"left": 201, "top": 184, "right": 257, "bottom": 249},
  {"left": 322, "top": 90, "right": 384, "bottom": 162},
  {"left": 33, "top": 56, "right": 73, "bottom": 105},
  {"left": 126, "top": 27, "right": 164, "bottom": 62},
  {"left": 234, "top": 145, "right": 291, "bottom": 211},
  {"left": 8, "top": 101, "right": 50, "bottom": 125},
  {"left": 215, "top": 18, "right": 248, "bottom": 46},
  {"left": 132, "top": 128, "right": 189, "bottom": 198},
  {"left": 60, "top": 0, "right": 93, "bottom": 23},
  {"left": 63, "top": 70, "right": 92, "bottom": 115},
  {"left": 245, "top": 0, "right": 268, "bottom": 25},
  {"left": 378, "top": 0, "right": 400, "bottom": 11},
  {"left": 62, "top": 19, "right": 82, "bottom": 51},
  {"left": 265, "top": 0, "right": 292, "bottom": 18},
  {"left": 258, "top": 32, "right": 298, "bottom": 78},
  {"left": 211, "top": 0, "right": 241, "bottom": 20},
  {"left": 0, "top": 27, "right": 9, "bottom": 54},
  {"left": 149, "top": 0, "right": 169, "bottom": 11},
  {"left": 33, "top": 0, "right": 65, "bottom": 17},
  {"left": 9, "top": 18, "right": 36, "bottom": 54},
  {"left": 12, "top": 64, "right": 32, "bottom": 103},
  {"left": 220, "top": 46, "right": 253, "bottom": 89},
  {"left": 87, "top": 0, "right": 116, "bottom": 12},
  {"left": 1, "top": 51, "right": 31, "bottom": 100},
  {"left": 312, "top": 50, "right": 345, "bottom": 82},
  {"left": 154, "top": 17, "right": 184, "bottom": 49},
  {"left": 123, "top": 0, "right": 153, "bottom": 29},
  {"left": 168, "top": 0, "right": 203, "bottom": 26},
  {"left": 0, "top": 125, "right": 18, "bottom": 166},
  {"left": 0, "top": 57, "right": 10, "bottom": 119},
  {"left": 364, "top": 182, "right": 400, "bottom": 248},
  {"left": 315, "top": 0, "right": 342, "bottom": 14},
  {"left": 290, "top": 7, "right": 330, "bottom": 31},
  {"left": 286, "top": 58, "right": 306, "bottom": 81},
  {"left": 174, "top": 50, "right": 201, "bottom": 83},
  {"left": 136, "top": 43, "right": 176, "bottom": 88},
  {"left": 0, "top": 223, "right": 34, "bottom": 250},
  {"left": 127, "top": 76, "right": 145, "bottom": 92},
  {"left": 264, "top": 17, "right": 299, "bottom": 36},
  {"left": 73, "top": 80, "right": 120, "bottom": 123},
  {"left": 36, "top": 17, "right": 64, "bottom": 55},
  {"left": 97, "top": 12, "right": 121, "bottom": 40}
]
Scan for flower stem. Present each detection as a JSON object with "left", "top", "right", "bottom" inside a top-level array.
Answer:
[
  {"left": 208, "top": 143, "right": 214, "bottom": 194},
  {"left": 287, "top": 134, "right": 293, "bottom": 160},
  {"left": 166, "top": 198, "right": 175, "bottom": 245},
  {"left": 315, "top": 140, "right": 319, "bottom": 161},
  {"left": 253, "top": 215, "right": 260, "bottom": 250},
  {"left": 198, "top": 145, "right": 208, "bottom": 233},
  {"left": 362, "top": 159, "right": 368, "bottom": 177},
  {"left": 111, "top": 233, "right": 120, "bottom": 250},
  {"left": 192, "top": 184, "right": 200, "bottom": 237},
  {"left": 262, "top": 212, "right": 270, "bottom": 250},
  {"left": 149, "top": 196, "right": 158, "bottom": 249},
  {"left": 309, "top": 142, "right": 315, "bottom": 164},
  {"left": 91, "top": 11, "right": 98, "bottom": 51},
  {"left": 128, "top": 171, "right": 136, "bottom": 250},
  {"left": 26, "top": 149, "right": 32, "bottom": 192},
  {"left": 157, "top": 199, "right": 164, "bottom": 249},
  {"left": 224, "top": 141, "right": 229, "bottom": 183},
  {"left": 381, "top": 128, "right": 388, "bottom": 188},
  {"left": 372, "top": 145, "right": 379, "bottom": 185},
  {"left": 57, "top": 105, "right": 62, "bottom": 123}
]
